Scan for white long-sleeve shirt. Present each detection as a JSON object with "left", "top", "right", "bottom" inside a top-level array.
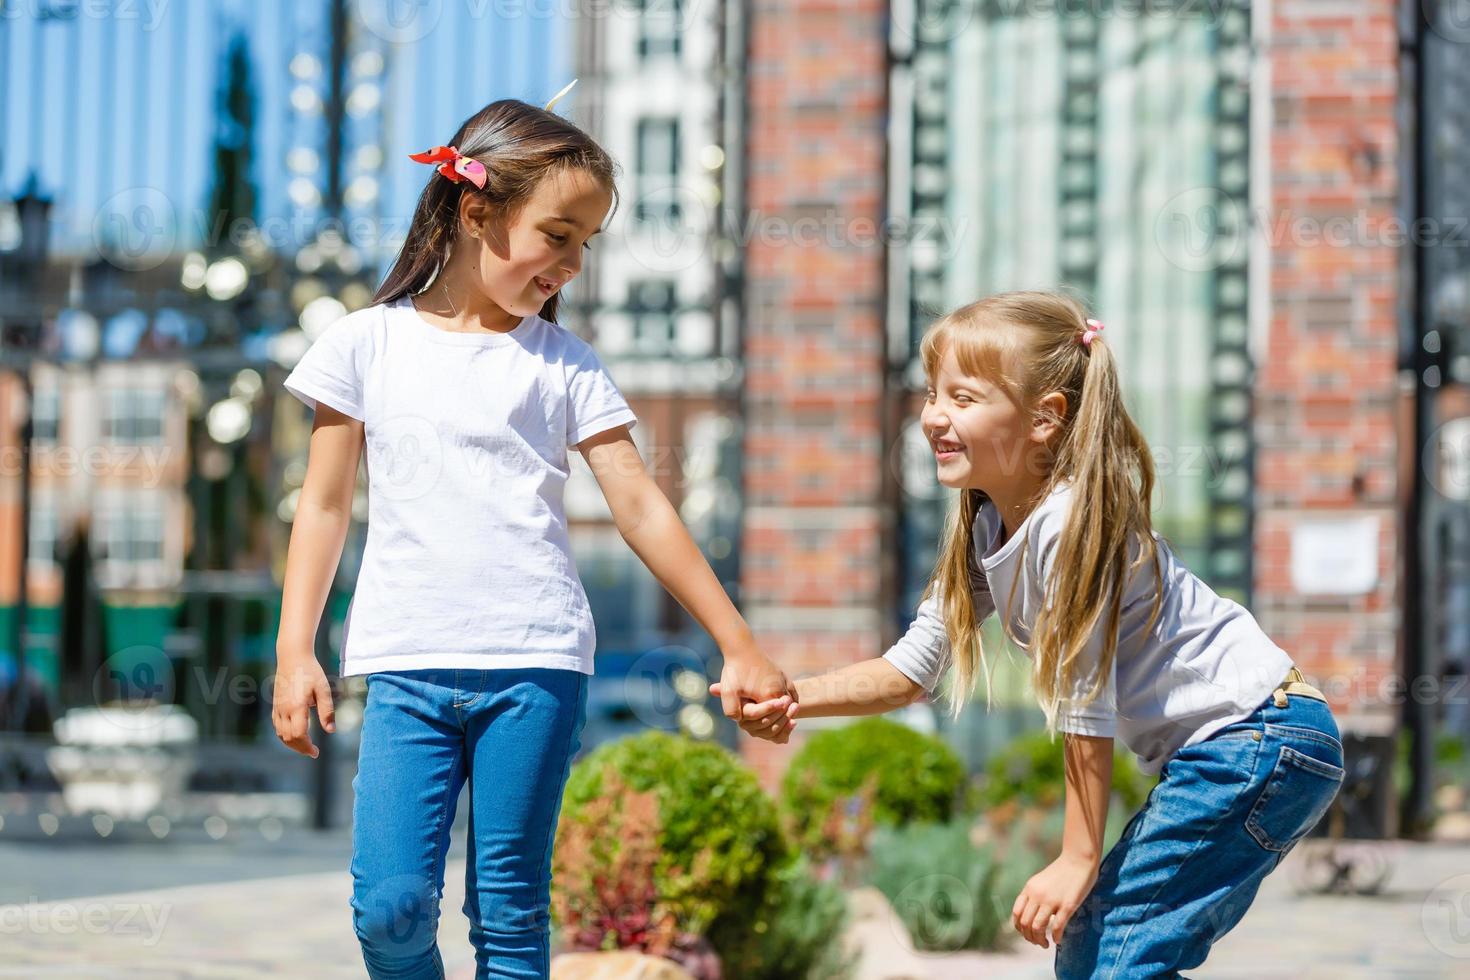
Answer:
[{"left": 883, "top": 482, "right": 1295, "bottom": 775}]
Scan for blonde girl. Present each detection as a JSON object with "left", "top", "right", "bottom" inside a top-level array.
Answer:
[
  {"left": 722, "top": 290, "right": 1345, "bottom": 978},
  {"left": 274, "top": 95, "right": 794, "bottom": 979}
]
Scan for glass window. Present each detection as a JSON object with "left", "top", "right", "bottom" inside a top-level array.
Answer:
[
  {"left": 31, "top": 386, "right": 60, "bottom": 446},
  {"left": 629, "top": 279, "right": 677, "bottom": 354},
  {"left": 636, "top": 0, "right": 681, "bottom": 60},
  {"left": 635, "top": 117, "right": 682, "bottom": 226},
  {"left": 97, "top": 493, "right": 165, "bottom": 564},
  {"left": 104, "top": 387, "right": 165, "bottom": 444},
  {"left": 28, "top": 498, "right": 58, "bottom": 570}
]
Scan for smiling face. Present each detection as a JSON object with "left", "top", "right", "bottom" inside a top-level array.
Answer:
[
  {"left": 921, "top": 339, "right": 1065, "bottom": 495},
  {"left": 462, "top": 165, "right": 612, "bottom": 317}
]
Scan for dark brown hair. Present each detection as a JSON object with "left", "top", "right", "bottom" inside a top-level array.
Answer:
[{"left": 373, "top": 99, "right": 619, "bottom": 323}]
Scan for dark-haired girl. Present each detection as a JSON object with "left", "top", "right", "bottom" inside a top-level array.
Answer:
[{"left": 273, "top": 90, "right": 797, "bottom": 979}]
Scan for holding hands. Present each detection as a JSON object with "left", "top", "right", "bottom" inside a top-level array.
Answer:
[{"left": 708, "top": 651, "right": 801, "bottom": 744}]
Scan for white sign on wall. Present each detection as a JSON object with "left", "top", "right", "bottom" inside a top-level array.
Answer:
[{"left": 1290, "top": 515, "right": 1380, "bottom": 596}]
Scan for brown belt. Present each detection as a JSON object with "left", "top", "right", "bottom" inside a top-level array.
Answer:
[{"left": 1272, "top": 665, "right": 1327, "bottom": 707}]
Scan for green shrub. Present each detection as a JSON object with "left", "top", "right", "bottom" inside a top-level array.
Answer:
[
  {"left": 781, "top": 717, "right": 966, "bottom": 860},
  {"left": 865, "top": 819, "right": 1042, "bottom": 952},
  {"left": 554, "top": 732, "right": 791, "bottom": 947},
  {"left": 710, "top": 858, "right": 856, "bottom": 980},
  {"left": 972, "top": 729, "right": 1154, "bottom": 813}
]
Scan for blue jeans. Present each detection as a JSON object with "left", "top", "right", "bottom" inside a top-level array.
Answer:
[
  {"left": 349, "top": 667, "right": 590, "bottom": 980},
  {"left": 1055, "top": 686, "right": 1345, "bottom": 979}
]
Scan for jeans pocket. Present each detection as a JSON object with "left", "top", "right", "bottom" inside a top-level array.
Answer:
[{"left": 1245, "top": 744, "right": 1345, "bottom": 851}]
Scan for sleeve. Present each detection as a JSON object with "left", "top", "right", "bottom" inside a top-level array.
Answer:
[
  {"left": 882, "top": 563, "right": 997, "bottom": 694},
  {"left": 1030, "top": 503, "right": 1119, "bottom": 738},
  {"left": 564, "top": 340, "right": 638, "bottom": 447},
  {"left": 1054, "top": 635, "right": 1120, "bottom": 738},
  {"left": 283, "top": 316, "right": 366, "bottom": 421}
]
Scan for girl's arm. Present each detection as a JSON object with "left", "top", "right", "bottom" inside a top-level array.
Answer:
[
  {"left": 578, "top": 426, "right": 797, "bottom": 728},
  {"left": 1060, "top": 732, "right": 1113, "bottom": 865},
  {"left": 721, "top": 583, "right": 978, "bottom": 738},
  {"left": 712, "top": 656, "right": 923, "bottom": 722},
  {"left": 273, "top": 406, "right": 363, "bottom": 758},
  {"left": 1012, "top": 732, "right": 1114, "bottom": 949}
]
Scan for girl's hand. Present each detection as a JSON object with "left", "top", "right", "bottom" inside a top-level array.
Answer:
[
  {"left": 1011, "top": 851, "right": 1099, "bottom": 949},
  {"left": 272, "top": 655, "right": 336, "bottom": 759},
  {"left": 708, "top": 682, "right": 800, "bottom": 742},
  {"left": 714, "top": 651, "right": 799, "bottom": 740}
]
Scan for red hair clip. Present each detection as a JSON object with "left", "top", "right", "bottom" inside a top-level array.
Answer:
[{"left": 408, "top": 145, "right": 487, "bottom": 189}]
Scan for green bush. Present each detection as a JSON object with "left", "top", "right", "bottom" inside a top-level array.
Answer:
[
  {"left": 781, "top": 717, "right": 966, "bottom": 860},
  {"left": 555, "top": 731, "right": 791, "bottom": 944},
  {"left": 972, "top": 729, "right": 1154, "bottom": 813},
  {"left": 710, "top": 858, "right": 856, "bottom": 980},
  {"left": 866, "top": 798, "right": 1145, "bottom": 953},
  {"left": 555, "top": 732, "right": 851, "bottom": 978},
  {"left": 865, "top": 819, "right": 1043, "bottom": 952}
]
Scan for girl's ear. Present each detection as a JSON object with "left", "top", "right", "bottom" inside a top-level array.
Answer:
[
  {"left": 456, "top": 191, "right": 497, "bottom": 240},
  {"left": 1031, "top": 390, "right": 1068, "bottom": 444}
]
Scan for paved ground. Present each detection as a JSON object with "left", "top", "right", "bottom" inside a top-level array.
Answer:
[
  {"left": 927, "top": 838, "right": 1470, "bottom": 980},
  {"left": 1, "top": 834, "right": 1468, "bottom": 978}
]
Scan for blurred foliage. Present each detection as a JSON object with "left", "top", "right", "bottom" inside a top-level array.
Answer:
[
  {"left": 865, "top": 819, "right": 1040, "bottom": 953},
  {"left": 971, "top": 728, "right": 1154, "bottom": 813},
  {"left": 780, "top": 717, "right": 966, "bottom": 861},
  {"left": 709, "top": 857, "right": 855, "bottom": 980}
]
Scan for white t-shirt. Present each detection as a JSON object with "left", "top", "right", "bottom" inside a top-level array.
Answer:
[
  {"left": 282, "top": 295, "right": 638, "bottom": 677},
  {"left": 883, "top": 481, "right": 1295, "bottom": 775}
]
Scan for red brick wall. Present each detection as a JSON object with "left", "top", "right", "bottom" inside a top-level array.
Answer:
[
  {"left": 1255, "top": 0, "right": 1402, "bottom": 734},
  {"left": 739, "top": 0, "right": 890, "bottom": 789}
]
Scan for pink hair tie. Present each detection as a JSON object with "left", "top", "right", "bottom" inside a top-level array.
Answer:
[
  {"left": 1081, "top": 317, "right": 1105, "bottom": 348},
  {"left": 408, "top": 144, "right": 488, "bottom": 189}
]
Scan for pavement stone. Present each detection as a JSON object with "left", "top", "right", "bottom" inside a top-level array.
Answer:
[{"left": 2, "top": 839, "right": 1468, "bottom": 978}]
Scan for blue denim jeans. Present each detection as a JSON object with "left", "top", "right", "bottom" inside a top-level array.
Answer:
[
  {"left": 349, "top": 667, "right": 590, "bottom": 980},
  {"left": 1055, "top": 686, "right": 1345, "bottom": 979}
]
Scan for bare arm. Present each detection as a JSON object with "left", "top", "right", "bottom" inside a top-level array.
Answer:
[
  {"left": 578, "top": 426, "right": 797, "bottom": 727},
  {"left": 721, "top": 586, "right": 958, "bottom": 736},
  {"left": 1012, "top": 731, "right": 1114, "bottom": 949},
  {"left": 1061, "top": 732, "right": 1113, "bottom": 864},
  {"left": 783, "top": 659, "right": 925, "bottom": 717},
  {"left": 273, "top": 405, "right": 362, "bottom": 756}
]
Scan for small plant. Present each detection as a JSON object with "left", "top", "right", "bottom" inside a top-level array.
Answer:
[
  {"left": 781, "top": 717, "right": 966, "bottom": 861},
  {"left": 551, "top": 770, "right": 688, "bottom": 957},
  {"left": 710, "top": 858, "right": 856, "bottom": 980},
  {"left": 557, "top": 731, "right": 845, "bottom": 977},
  {"left": 865, "top": 819, "right": 1042, "bottom": 952}
]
